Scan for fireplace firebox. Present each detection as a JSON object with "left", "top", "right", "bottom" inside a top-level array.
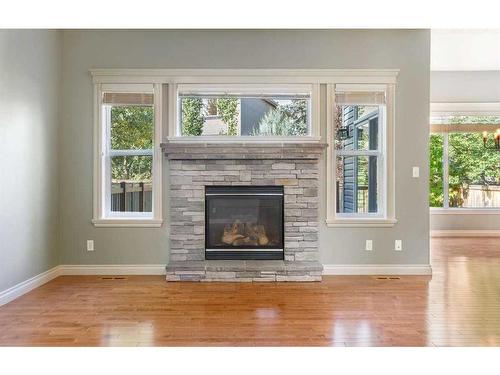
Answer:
[{"left": 205, "top": 186, "right": 284, "bottom": 260}]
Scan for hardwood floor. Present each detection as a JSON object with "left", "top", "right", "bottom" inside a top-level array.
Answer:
[{"left": 0, "top": 237, "right": 499, "bottom": 346}]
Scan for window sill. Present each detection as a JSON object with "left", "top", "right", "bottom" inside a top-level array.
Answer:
[
  {"left": 430, "top": 208, "right": 500, "bottom": 215},
  {"left": 325, "top": 218, "right": 397, "bottom": 228},
  {"left": 166, "top": 136, "right": 322, "bottom": 144},
  {"left": 92, "top": 218, "right": 163, "bottom": 228}
]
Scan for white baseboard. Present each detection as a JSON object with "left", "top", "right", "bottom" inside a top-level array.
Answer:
[
  {"left": 58, "top": 264, "right": 166, "bottom": 276},
  {"left": 322, "top": 264, "right": 432, "bottom": 276},
  {"left": 0, "top": 266, "right": 60, "bottom": 306},
  {"left": 431, "top": 230, "right": 500, "bottom": 237}
]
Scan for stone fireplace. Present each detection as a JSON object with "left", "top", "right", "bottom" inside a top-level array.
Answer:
[{"left": 161, "top": 142, "right": 327, "bottom": 282}]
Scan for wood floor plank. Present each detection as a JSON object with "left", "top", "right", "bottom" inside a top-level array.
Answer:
[{"left": 0, "top": 237, "right": 499, "bottom": 346}]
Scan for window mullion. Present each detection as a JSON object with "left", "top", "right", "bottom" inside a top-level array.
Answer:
[
  {"left": 109, "top": 149, "right": 153, "bottom": 157},
  {"left": 336, "top": 150, "right": 379, "bottom": 157},
  {"left": 443, "top": 133, "right": 450, "bottom": 209},
  {"left": 104, "top": 105, "right": 112, "bottom": 216}
]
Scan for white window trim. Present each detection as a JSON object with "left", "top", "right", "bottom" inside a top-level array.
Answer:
[
  {"left": 90, "top": 69, "right": 400, "bottom": 227},
  {"left": 92, "top": 82, "right": 163, "bottom": 228},
  {"left": 430, "top": 102, "right": 500, "bottom": 214},
  {"left": 326, "top": 83, "right": 397, "bottom": 227}
]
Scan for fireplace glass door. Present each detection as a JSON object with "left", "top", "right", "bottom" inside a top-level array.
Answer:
[{"left": 205, "top": 186, "right": 284, "bottom": 260}]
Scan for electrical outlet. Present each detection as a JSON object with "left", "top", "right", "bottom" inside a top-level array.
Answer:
[
  {"left": 365, "top": 240, "right": 373, "bottom": 251},
  {"left": 87, "top": 240, "right": 94, "bottom": 252},
  {"left": 412, "top": 166, "right": 420, "bottom": 178},
  {"left": 395, "top": 240, "right": 402, "bottom": 251}
]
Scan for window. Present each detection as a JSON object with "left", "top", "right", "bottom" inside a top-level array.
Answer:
[
  {"left": 326, "top": 84, "right": 396, "bottom": 227},
  {"left": 173, "top": 84, "right": 318, "bottom": 139},
  {"left": 93, "top": 83, "right": 163, "bottom": 227},
  {"left": 430, "top": 112, "right": 500, "bottom": 210},
  {"left": 90, "top": 69, "right": 399, "bottom": 227}
]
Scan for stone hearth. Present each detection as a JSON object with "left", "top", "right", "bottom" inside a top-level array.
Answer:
[{"left": 161, "top": 142, "right": 327, "bottom": 282}]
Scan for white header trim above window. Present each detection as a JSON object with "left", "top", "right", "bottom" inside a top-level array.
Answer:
[
  {"left": 177, "top": 83, "right": 314, "bottom": 96},
  {"left": 90, "top": 69, "right": 399, "bottom": 84},
  {"left": 335, "top": 83, "right": 389, "bottom": 92},
  {"left": 100, "top": 83, "right": 154, "bottom": 93}
]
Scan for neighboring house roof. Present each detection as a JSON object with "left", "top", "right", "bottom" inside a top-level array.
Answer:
[{"left": 262, "top": 98, "right": 278, "bottom": 108}]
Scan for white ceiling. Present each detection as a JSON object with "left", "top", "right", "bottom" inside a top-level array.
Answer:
[{"left": 431, "top": 29, "right": 500, "bottom": 71}]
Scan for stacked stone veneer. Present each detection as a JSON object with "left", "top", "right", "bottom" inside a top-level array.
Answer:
[{"left": 161, "top": 142, "right": 327, "bottom": 282}]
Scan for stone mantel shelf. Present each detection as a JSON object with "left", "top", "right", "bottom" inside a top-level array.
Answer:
[{"left": 161, "top": 141, "right": 328, "bottom": 160}]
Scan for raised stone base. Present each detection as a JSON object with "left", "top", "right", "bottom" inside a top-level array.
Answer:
[{"left": 165, "top": 260, "right": 323, "bottom": 282}]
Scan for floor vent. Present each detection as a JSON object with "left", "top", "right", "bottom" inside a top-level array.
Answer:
[
  {"left": 376, "top": 276, "right": 401, "bottom": 280},
  {"left": 100, "top": 277, "right": 127, "bottom": 280}
]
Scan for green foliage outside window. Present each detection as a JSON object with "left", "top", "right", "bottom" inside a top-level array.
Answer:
[
  {"left": 448, "top": 133, "right": 499, "bottom": 207},
  {"left": 283, "top": 99, "right": 308, "bottom": 128},
  {"left": 181, "top": 98, "right": 205, "bottom": 136},
  {"left": 429, "top": 115, "right": 500, "bottom": 208},
  {"left": 181, "top": 97, "right": 308, "bottom": 136},
  {"left": 216, "top": 98, "right": 239, "bottom": 136},
  {"left": 181, "top": 97, "right": 239, "bottom": 136},
  {"left": 111, "top": 106, "right": 153, "bottom": 150},
  {"left": 111, "top": 155, "right": 152, "bottom": 182},
  {"left": 110, "top": 106, "right": 153, "bottom": 182},
  {"left": 254, "top": 100, "right": 307, "bottom": 136},
  {"left": 429, "top": 134, "right": 444, "bottom": 207}
]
